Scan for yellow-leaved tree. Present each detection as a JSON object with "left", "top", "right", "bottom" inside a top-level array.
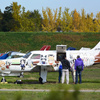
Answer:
[
  {"left": 79, "top": 9, "right": 87, "bottom": 32},
  {"left": 61, "top": 8, "right": 72, "bottom": 32},
  {"left": 20, "top": 7, "right": 35, "bottom": 32},
  {"left": 12, "top": 2, "right": 21, "bottom": 31},
  {"left": 72, "top": 9, "right": 80, "bottom": 32},
  {"left": 56, "top": 7, "right": 62, "bottom": 32},
  {"left": 96, "top": 12, "right": 100, "bottom": 32},
  {"left": 12, "top": 2, "right": 35, "bottom": 32},
  {"left": 86, "top": 13, "right": 94, "bottom": 32},
  {"left": 42, "top": 7, "right": 57, "bottom": 32}
]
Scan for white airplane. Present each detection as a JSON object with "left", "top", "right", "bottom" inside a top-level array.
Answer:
[
  {"left": 0, "top": 42, "right": 100, "bottom": 83},
  {"left": 0, "top": 51, "right": 25, "bottom": 59}
]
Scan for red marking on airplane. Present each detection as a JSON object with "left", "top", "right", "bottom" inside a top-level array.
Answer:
[
  {"left": 0, "top": 53, "right": 4, "bottom": 57},
  {"left": 33, "top": 61, "right": 39, "bottom": 64},
  {"left": 40, "top": 45, "right": 51, "bottom": 51},
  {"left": 95, "top": 52, "right": 100, "bottom": 63},
  {"left": 6, "top": 65, "right": 9, "bottom": 69}
]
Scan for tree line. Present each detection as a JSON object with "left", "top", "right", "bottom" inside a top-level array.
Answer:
[{"left": 0, "top": 2, "right": 100, "bottom": 32}]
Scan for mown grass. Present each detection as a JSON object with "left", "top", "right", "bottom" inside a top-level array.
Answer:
[
  {"left": 0, "top": 32, "right": 100, "bottom": 99},
  {"left": 0, "top": 64, "right": 100, "bottom": 90},
  {"left": 0, "top": 65, "right": 99, "bottom": 100},
  {"left": 0, "top": 91, "right": 100, "bottom": 100},
  {"left": 0, "top": 32, "right": 100, "bottom": 52}
]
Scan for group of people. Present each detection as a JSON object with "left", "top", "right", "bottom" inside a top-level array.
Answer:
[{"left": 58, "top": 55, "right": 84, "bottom": 84}]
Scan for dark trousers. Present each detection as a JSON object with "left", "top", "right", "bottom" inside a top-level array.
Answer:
[
  {"left": 59, "top": 69, "right": 62, "bottom": 83},
  {"left": 75, "top": 70, "right": 82, "bottom": 84}
]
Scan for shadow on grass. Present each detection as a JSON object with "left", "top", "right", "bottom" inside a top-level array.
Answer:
[
  {"left": 8, "top": 80, "right": 57, "bottom": 84},
  {"left": 8, "top": 79, "right": 100, "bottom": 84}
]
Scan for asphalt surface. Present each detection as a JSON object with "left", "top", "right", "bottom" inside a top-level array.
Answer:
[{"left": 0, "top": 89, "right": 100, "bottom": 92}]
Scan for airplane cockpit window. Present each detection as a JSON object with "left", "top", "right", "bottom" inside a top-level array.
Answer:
[
  {"left": 23, "top": 52, "right": 31, "bottom": 58},
  {"left": 7, "top": 55, "right": 23, "bottom": 59},
  {"left": 31, "top": 54, "right": 40, "bottom": 59}
]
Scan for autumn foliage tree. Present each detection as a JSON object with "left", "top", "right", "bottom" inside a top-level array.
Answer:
[
  {"left": 12, "top": 2, "right": 21, "bottom": 31},
  {"left": 42, "top": 7, "right": 57, "bottom": 32},
  {"left": 72, "top": 9, "right": 80, "bottom": 32},
  {"left": 56, "top": 7, "right": 62, "bottom": 32},
  {"left": 61, "top": 8, "right": 72, "bottom": 32},
  {"left": 1, "top": 2, "right": 100, "bottom": 32},
  {"left": 96, "top": 12, "right": 100, "bottom": 32},
  {"left": 79, "top": 9, "right": 87, "bottom": 32}
]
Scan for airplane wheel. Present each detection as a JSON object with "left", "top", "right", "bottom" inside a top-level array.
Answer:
[
  {"left": 1, "top": 78, "right": 6, "bottom": 82},
  {"left": 20, "top": 73, "right": 24, "bottom": 78},
  {"left": 20, "top": 75, "right": 24, "bottom": 78},
  {"left": 39, "top": 77, "right": 43, "bottom": 84}
]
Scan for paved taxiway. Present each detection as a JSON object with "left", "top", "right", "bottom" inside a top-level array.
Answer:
[{"left": 0, "top": 89, "right": 100, "bottom": 92}]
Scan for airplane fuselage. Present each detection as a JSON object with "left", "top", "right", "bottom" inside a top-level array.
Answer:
[{"left": 0, "top": 49, "right": 100, "bottom": 77}]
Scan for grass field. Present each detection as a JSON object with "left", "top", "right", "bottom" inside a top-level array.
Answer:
[
  {"left": 0, "top": 32, "right": 100, "bottom": 52},
  {"left": 0, "top": 91, "right": 100, "bottom": 100},
  {"left": 0, "top": 64, "right": 100, "bottom": 90},
  {"left": 0, "top": 64, "right": 100, "bottom": 100},
  {"left": 0, "top": 32, "right": 100, "bottom": 100}
]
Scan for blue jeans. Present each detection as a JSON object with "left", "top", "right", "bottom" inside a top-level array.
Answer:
[
  {"left": 59, "top": 69, "right": 62, "bottom": 83},
  {"left": 75, "top": 70, "right": 82, "bottom": 84}
]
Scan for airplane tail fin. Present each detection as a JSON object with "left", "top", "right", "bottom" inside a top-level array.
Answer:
[
  {"left": 92, "top": 42, "right": 100, "bottom": 50},
  {"left": 40, "top": 45, "right": 51, "bottom": 51}
]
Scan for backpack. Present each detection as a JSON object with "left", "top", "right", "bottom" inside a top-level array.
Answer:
[{"left": 77, "top": 65, "right": 82, "bottom": 71}]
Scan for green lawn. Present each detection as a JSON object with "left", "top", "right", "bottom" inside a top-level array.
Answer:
[
  {"left": 0, "top": 64, "right": 100, "bottom": 90},
  {"left": 0, "top": 64, "right": 100, "bottom": 100},
  {"left": 0, "top": 32, "right": 100, "bottom": 52},
  {"left": 0, "top": 90, "right": 100, "bottom": 100}
]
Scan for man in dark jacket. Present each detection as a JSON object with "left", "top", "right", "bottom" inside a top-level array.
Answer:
[
  {"left": 61, "top": 55, "right": 70, "bottom": 84},
  {"left": 75, "top": 55, "right": 84, "bottom": 84}
]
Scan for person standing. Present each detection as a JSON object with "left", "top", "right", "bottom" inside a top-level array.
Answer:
[
  {"left": 61, "top": 55, "right": 70, "bottom": 84},
  {"left": 70, "top": 59, "right": 76, "bottom": 84},
  {"left": 58, "top": 63, "right": 62, "bottom": 83},
  {"left": 75, "top": 55, "right": 84, "bottom": 84}
]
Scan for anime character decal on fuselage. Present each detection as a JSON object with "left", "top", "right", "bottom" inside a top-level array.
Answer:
[{"left": 20, "top": 59, "right": 26, "bottom": 70}]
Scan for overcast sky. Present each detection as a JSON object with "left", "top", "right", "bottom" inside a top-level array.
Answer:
[{"left": 0, "top": 0, "right": 100, "bottom": 17}]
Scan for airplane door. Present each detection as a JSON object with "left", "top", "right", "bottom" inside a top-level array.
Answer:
[
  {"left": 28, "top": 54, "right": 40, "bottom": 68},
  {"left": 56, "top": 45, "right": 67, "bottom": 61}
]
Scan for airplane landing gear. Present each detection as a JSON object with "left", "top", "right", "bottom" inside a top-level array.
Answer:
[
  {"left": 39, "top": 77, "right": 43, "bottom": 84},
  {"left": 39, "top": 66, "right": 47, "bottom": 84},
  {"left": 1, "top": 77, "right": 6, "bottom": 83},
  {"left": 20, "top": 72, "right": 24, "bottom": 78}
]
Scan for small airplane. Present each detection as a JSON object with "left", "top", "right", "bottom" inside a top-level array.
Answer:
[
  {"left": 0, "top": 42, "right": 100, "bottom": 83},
  {"left": 0, "top": 51, "right": 25, "bottom": 59}
]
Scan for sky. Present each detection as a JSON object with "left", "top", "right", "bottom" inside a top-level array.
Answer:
[{"left": 0, "top": 0, "right": 100, "bottom": 17}]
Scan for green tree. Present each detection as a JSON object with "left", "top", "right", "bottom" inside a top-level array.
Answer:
[
  {"left": 29, "top": 10, "right": 42, "bottom": 31},
  {"left": 2, "top": 5, "right": 16, "bottom": 31},
  {"left": 61, "top": 8, "right": 72, "bottom": 32},
  {"left": 0, "top": 10, "right": 3, "bottom": 31}
]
